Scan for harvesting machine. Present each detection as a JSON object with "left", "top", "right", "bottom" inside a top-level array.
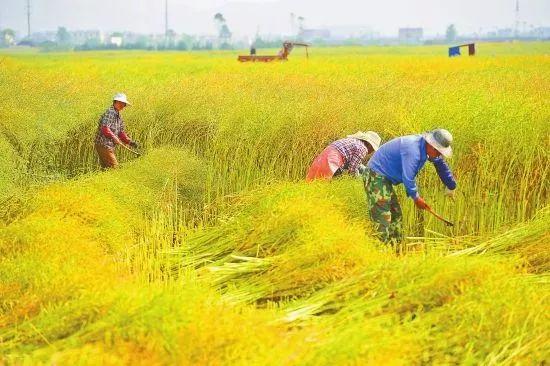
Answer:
[{"left": 238, "top": 41, "right": 310, "bottom": 62}]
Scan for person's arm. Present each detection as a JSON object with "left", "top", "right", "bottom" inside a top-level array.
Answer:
[
  {"left": 347, "top": 144, "right": 367, "bottom": 175},
  {"left": 401, "top": 145, "right": 431, "bottom": 210},
  {"left": 119, "top": 120, "right": 139, "bottom": 148},
  {"left": 118, "top": 131, "right": 132, "bottom": 145},
  {"left": 431, "top": 157, "right": 457, "bottom": 190},
  {"left": 400, "top": 144, "right": 420, "bottom": 200},
  {"left": 101, "top": 125, "right": 116, "bottom": 139}
]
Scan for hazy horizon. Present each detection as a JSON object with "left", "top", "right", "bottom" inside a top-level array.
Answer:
[{"left": 1, "top": 0, "right": 549, "bottom": 38}]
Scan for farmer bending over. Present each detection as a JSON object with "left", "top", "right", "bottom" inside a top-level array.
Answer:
[
  {"left": 306, "top": 131, "right": 382, "bottom": 181},
  {"left": 364, "top": 129, "right": 457, "bottom": 243},
  {"left": 94, "top": 93, "right": 139, "bottom": 169}
]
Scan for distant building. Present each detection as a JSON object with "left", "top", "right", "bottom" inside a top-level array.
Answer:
[
  {"left": 109, "top": 35, "right": 123, "bottom": 47},
  {"left": 299, "top": 29, "right": 331, "bottom": 41},
  {"left": 531, "top": 27, "right": 550, "bottom": 39},
  {"left": 398, "top": 28, "right": 423, "bottom": 44},
  {"left": 122, "top": 32, "right": 146, "bottom": 45},
  {"left": 71, "top": 30, "right": 103, "bottom": 45},
  {"left": 28, "top": 31, "right": 56, "bottom": 43},
  {"left": 496, "top": 28, "right": 514, "bottom": 38}
]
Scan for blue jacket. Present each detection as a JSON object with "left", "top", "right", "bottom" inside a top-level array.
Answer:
[{"left": 367, "top": 135, "right": 456, "bottom": 199}]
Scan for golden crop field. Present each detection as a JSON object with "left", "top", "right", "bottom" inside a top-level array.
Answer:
[{"left": 0, "top": 43, "right": 549, "bottom": 365}]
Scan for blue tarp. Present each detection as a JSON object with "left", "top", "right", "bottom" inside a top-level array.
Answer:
[{"left": 449, "top": 46, "right": 461, "bottom": 57}]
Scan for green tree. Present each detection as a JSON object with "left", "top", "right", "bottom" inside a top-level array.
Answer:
[
  {"left": 1, "top": 29, "right": 16, "bottom": 47},
  {"left": 165, "top": 29, "right": 176, "bottom": 49},
  {"left": 176, "top": 39, "right": 188, "bottom": 50},
  {"left": 297, "top": 16, "right": 305, "bottom": 32},
  {"left": 82, "top": 37, "right": 101, "bottom": 50},
  {"left": 56, "top": 27, "right": 72, "bottom": 46},
  {"left": 220, "top": 24, "right": 232, "bottom": 40},
  {"left": 446, "top": 24, "right": 457, "bottom": 42},
  {"left": 214, "top": 13, "right": 232, "bottom": 47},
  {"left": 214, "top": 13, "right": 225, "bottom": 23},
  {"left": 134, "top": 35, "right": 150, "bottom": 49}
]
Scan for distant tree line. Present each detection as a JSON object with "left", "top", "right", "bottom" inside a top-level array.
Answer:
[
  {"left": 0, "top": 29, "right": 16, "bottom": 47},
  {"left": 252, "top": 37, "right": 285, "bottom": 48}
]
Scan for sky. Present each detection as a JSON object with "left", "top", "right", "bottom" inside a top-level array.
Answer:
[{"left": 1, "top": 0, "right": 549, "bottom": 37}]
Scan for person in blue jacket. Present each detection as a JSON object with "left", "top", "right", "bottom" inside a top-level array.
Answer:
[{"left": 364, "top": 129, "right": 457, "bottom": 243}]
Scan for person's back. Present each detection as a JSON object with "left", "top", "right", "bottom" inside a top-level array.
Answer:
[
  {"left": 330, "top": 137, "right": 368, "bottom": 171},
  {"left": 368, "top": 135, "right": 427, "bottom": 197},
  {"left": 306, "top": 131, "right": 381, "bottom": 181}
]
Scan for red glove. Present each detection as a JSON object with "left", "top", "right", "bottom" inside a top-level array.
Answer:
[{"left": 414, "top": 197, "right": 431, "bottom": 211}]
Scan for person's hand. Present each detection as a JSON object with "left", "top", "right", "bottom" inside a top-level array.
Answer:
[
  {"left": 445, "top": 187, "right": 456, "bottom": 200},
  {"left": 113, "top": 136, "right": 123, "bottom": 145},
  {"left": 129, "top": 140, "right": 139, "bottom": 149},
  {"left": 414, "top": 196, "right": 431, "bottom": 211}
]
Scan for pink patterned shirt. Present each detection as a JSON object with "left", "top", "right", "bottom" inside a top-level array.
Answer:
[{"left": 330, "top": 138, "right": 368, "bottom": 174}]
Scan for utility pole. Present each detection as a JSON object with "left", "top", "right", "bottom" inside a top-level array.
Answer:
[
  {"left": 165, "top": 0, "right": 168, "bottom": 41},
  {"left": 290, "top": 13, "right": 296, "bottom": 36},
  {"left": 514, "top": 0, "right": 520, "bottom": 39},
  {"left": 26, "top": 0, "right": 31, "bottom": 38}
]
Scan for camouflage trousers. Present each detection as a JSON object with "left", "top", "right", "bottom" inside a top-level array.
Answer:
[{"left": 363, "top": 169, "right": 403, "bottom": 244}]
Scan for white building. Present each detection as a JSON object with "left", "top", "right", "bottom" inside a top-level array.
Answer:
[
  {"left": 71, "top": 30, "right": 103, "bottom": 45},
  {"left": 109, "top": 35, "right": 123, "bottom": 47},
  {"left": 398, "top": 28, "right": 424, "bottom": 44}
]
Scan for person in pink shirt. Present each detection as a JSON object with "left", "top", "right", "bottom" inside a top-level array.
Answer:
[{"left": 306, "top": 131, "right": 381, "bottom": 181}]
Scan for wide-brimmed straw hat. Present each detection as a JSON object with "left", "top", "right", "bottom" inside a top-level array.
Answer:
[
  {"left": 423, "top": 129, "right": 453, "bottom": 158},
  {"left": 113, "top": 93, "right": 131, "bottom": 106},
  {"left": 347, "top": 131, "right": 382, "bottom": 151}
]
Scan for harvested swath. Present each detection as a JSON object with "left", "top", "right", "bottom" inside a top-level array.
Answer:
[
  {"left": 175, "top": 179, "right": 385, "bottom": 303},
  {"left": 0, "top": 148, "right": 206, "bottom": 326},
  {"left": 449, "top": 205, "right": 550, "bottom": 272},
  {"left": 283, "top": 254, "right": 515, "bottom": 322},
  {"left": 2, "top": 281, "right": 318, "bottom": 365},
  {"left": 281, "top": 254, "right": 549, "bottom": 364}
]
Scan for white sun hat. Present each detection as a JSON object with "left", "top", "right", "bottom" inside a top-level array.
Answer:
[
  {"left": 347, "top": 131, "right": 382, "bottom": 151},
  {"left": 113, "top": 93, "right": 131, "bottom": 106},
  {"left": 423, "top": 129, "right": 453, "bottom": 158}
]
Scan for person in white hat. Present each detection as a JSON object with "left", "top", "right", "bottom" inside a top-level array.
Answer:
[
  {"left": 94, "top": 93, "right": 139, "bottom": 169},
  {"left": 364, "top": 129, "right": 457, "bottom": 244},
  {"left": 306, "top": 131, "right": 382, "bottom": 181}
]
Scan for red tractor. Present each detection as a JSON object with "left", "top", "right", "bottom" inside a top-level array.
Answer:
[{"left": 238, "top": 41, "right": 310, "bottom": 62}]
